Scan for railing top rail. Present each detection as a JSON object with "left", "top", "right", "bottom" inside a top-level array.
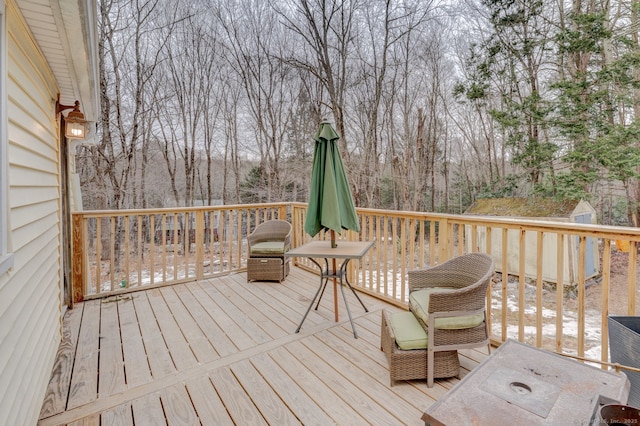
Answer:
[
  {"left": 72, "top": 202, "right": 289, "bottom": 218},
  {"left": 75, "top": 202, "right": 640, "bottom": 240}
]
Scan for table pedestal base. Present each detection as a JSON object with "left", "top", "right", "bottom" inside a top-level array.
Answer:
[{"left": 295, "top": 257, "right": 368, "bottom": 338}]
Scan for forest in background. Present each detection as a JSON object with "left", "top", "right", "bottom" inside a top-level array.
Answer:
[{"left": 77, "top": 0, "right": 640, "bottom": 226}]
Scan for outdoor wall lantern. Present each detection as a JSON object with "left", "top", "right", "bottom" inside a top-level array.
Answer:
[{"left": 56, "top": 100, "right": 88, "bottom": 139}]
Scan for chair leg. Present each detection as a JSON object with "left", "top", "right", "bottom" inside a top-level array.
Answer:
[{"left": 427, "top": 349, "right": 434, "bottom": 388}]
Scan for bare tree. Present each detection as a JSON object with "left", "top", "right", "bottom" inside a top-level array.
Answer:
[{"left": 278, "top": 0, "right": 358, "bottom": 158}]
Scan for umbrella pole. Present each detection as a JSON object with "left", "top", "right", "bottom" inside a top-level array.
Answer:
[
  {"left": 332, "top": 258, "right": 338, "bottom": 322},
  {"left": 331, "top": 230, "right": 338, "bottom": 321}
]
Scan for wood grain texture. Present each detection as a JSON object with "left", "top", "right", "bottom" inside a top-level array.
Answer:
[
  {"left": 38, "top": 269, "right": 489, "bottom": 426},
  {"left": 131, "top": 392, "right": 166, "bottom": 426},
  {"left": 100, "top": 403, "right": 133, "bottom": 426},
  {"left": 249, "top": 352, "right": 334, "bottom": 425},
  {"left": 159, "top": 287, "right": 217, "bottom": 363},
  {"left": 132, "top": 292, "right": 176, "bottom": 379},
  {"left": 184, "top": 376, "right": 234, "bottom": 426},
  {"left": 209, "top": 367, "right": 269, "bottom": 426},
  {"left": 98, "top": 298, "right": 126, "bottom": 397},
  {"left": 39, "top": 305, "right": 83, "bottom": 418},
  {"left": 66, "top": 300, "right": 100, "bottom": 409},
  {"left": 230, "top": 359, "right": 302, "bottom": 425},
  {"left": 117, "top": 295, "right": 152, "bottom": 388},
  {"left": 159, "top": 385, "right": 199, "bottom": 426}
]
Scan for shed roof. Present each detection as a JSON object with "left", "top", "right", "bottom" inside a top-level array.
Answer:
[{"left": 465, "top": 198, "right": 581, "bottom": 218}]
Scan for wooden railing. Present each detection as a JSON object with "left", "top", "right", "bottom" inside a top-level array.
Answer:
[
  {"left": 71, "top": 203, "right": 287, "bottom": 300},
  {"left": 72, "top": 201, "right": 640, "bottom": 365}
]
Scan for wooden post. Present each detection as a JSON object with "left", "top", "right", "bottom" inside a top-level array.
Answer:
[
  {"left": 71, "top": 214, "right": 84, "bottom": 303},
  {"left": 195, "top": 210, "right": 204, "bottom": 280}
]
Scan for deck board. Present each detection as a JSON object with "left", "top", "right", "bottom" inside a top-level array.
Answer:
[
  {"left": 100, "top": 402, "right": 133, "bottom": 426},
  {"left": 146, "top": 288, "right": 199, "bottom": 371},
  {"left": 216, "top": 275, "right": 287, "bottom": 341},
  {"left": 209, "top": 367, "right": 269, "bottom": 425},
  {"left": 249, "top": 352, "right": 335, "bottom": 425},
  {"left": 66, "top": 300, "right": 101, "bottom": 409},
  {"left": 118, "top": 296, "right": 153, "bottom": 388},
  {"left": 268, "top": 345, "right": 368, "bottom": 424},
  {"left": 184, "top": 281, "right": 245, "bottom": 354},
  {"left": 230, "top": 359, "right": 302, "bottom": 425},
  {"left": 37, "top": 267, "right": 488, "bottom": 426},
  {"left": 184, "top": 376, "right": 234, "bottom": 425},
  {"left": 159, "top": 286, "right": 218, "bottom": 364},
  {"left": 198, "top": 280, "right": 267, "bottom": 348},
  {"left": 38, "top": 303, "right": 83, "bottom": 418},
  {"left": 304, "top": 333, "right": 424, "bottom": 424},
  {"left": 132, "top": 291, "right": 176, "bottom": 379},
  {"left": 130, "top": 392, "right": 165, "bottom": 426},
  {"left": 159, "top": 385, "right": 199, "bottom": 425},
  {"left": 98, "top": 298, "right": 126, "bottom": 397}
]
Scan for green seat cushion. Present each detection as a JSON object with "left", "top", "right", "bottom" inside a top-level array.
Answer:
[
  {"left": 389, "top": 311, "right": 428, "bottom": 350},
  {"left": 409, "top": 288, "right": 485, "bottom": 330},
  {"left": 250, "top": 241, "right": 286, "bottom": 255}
]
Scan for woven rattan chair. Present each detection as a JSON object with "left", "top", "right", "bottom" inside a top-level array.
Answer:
[
  {"left": 247, "top": 220, "right": 292, "bottom": 282},
  {"left": 408, "top": 252, "right": 495, "bottom": 387}
]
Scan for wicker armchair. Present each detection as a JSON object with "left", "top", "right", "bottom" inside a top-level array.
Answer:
[
  {"left": 247, "top": 220, "right": 292, "bottom": 282},
  {"left": 408, "top": 252, "right": 495, "bottom": 387}
]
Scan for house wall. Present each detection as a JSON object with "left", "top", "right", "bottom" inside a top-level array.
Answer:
[{"left": 0, "top": 2, "right": 64, "bottom": 425}]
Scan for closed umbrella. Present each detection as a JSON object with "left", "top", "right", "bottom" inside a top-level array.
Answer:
[{"left": 304, "top": 121, "right": 360, "bottom": 247}]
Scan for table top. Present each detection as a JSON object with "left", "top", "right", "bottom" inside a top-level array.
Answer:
[
  {"left": 285, "top": 240, "right": 374, "bottom": 259},
  {"left": 422, "top": 339, "right": 630, "bottom": 425}
]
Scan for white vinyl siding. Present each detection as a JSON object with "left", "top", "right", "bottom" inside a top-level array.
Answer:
[
  {"left": 0, "top": 2, "right": 63, "bottom": 425},
  {"left": 0, "top": 0, "right": 12, "bottom": 276}
]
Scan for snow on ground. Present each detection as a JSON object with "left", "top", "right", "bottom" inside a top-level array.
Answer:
[{"left": 492, "top": 280, "right": 604, "bottom": 360}]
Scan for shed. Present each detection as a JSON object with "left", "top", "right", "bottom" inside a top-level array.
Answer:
[{"left": 464, "top": 198, "right": 599, "bottom": 285}]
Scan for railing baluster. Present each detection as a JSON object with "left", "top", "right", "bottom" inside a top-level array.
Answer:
[
  {"left": 184, "top": 211, "right": 190, "bottom": 278},
  {"left": 137, "top": 215, "right": 142, "bottom": 286},
  {"left": 628, "top": 242, "right": 637, "bottom": 315},
  {"left": 556, "top": 234, "right": 565, "bottom": 353},
  {"left": 172, "top": 213, "right": 178, "bottom": 281},
  {"left": 501, "top": 228, "right": 508, "bottom": 341},
  {"left": 400, "top": 217, "right": 407, "bottom": 302},
  {"left": 518, "top": 229, "right": 526, "bottom": 342},
  {"left": 150, "top": 214, "right": 155, "bottom": 285},
  {"left": 429, "top": 220, "right": 436, "bottom": 266},
  {"left": 236, "top": 209, "right": 243, "bottom": 269},
  {"left": 161, "top": 214, "right": 167, "bottom": 283},
  {"left": 196, "top": 210, "right": 204, "bottom": 280},
  {"left": 392, "top": 217, "right": 398, "bottom": 299},
  {"left": 601, "top": 239, "right": 612, "bottom": 367},
  {"left": 578, "top": 235, "right": 586, "bottom": 357},
  {"left": 536, "top": 232, "right": 544, "bottom": 348},
  {"left": 383, "top": 215, "right": 389, "bottom": 298},
  {"left": 124, "top": 216, "right": 130, "bottom": 289},
  {"left": 96, "top": 218, "right": 101, "bottom": 296}
]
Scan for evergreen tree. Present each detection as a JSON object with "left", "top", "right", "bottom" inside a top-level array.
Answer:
[{"left": 551, "top": 5, "right": 640, "bottom": 202}]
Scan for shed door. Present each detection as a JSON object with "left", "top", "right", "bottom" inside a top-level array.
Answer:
[{"left": 575, "top": 214, "right": 597, "bottom": 276}]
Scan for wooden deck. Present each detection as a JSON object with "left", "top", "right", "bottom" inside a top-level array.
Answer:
[{"left": 38, "top": 267, "right": 488, "bottom": 425}]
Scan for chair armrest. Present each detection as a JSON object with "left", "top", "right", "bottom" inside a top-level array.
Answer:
[
  {"left": 408, "top": 253, "right": 494, "bottom": 293},
  {"left": 408, "top": 268, "right": 471, "bottom": 293},
  {"left": 426, "top": 282, "right": 489, "bottom": 314}
]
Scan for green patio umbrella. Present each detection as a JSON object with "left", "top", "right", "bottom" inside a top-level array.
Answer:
[{"left": 304, "top": 121, "right": 360, "bottom": 247}]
